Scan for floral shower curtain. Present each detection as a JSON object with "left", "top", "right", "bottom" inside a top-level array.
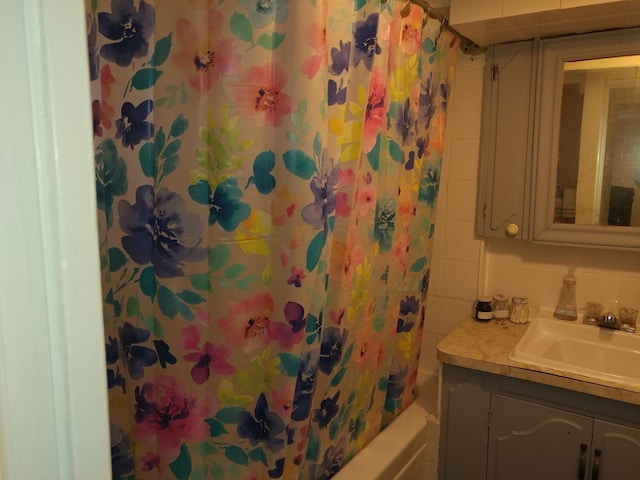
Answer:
[{"left": 88, "top": 0, "right": 458, "bottom": 478}]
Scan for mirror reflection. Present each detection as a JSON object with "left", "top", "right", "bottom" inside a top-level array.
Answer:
[{"left": 555, "top": 55, "right": 640, "bottom": 227}]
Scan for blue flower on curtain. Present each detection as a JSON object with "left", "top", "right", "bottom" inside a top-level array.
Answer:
[
  {"left": 115, "top": 100, "right": 154, "bottom": 150},
  {"left": 328, "top": 41, "right": 350, "bottom": 76},
  {"left": 312, "top": 391, "right": 340, "bottom": 429},
  {"left": 291, "top": 349, "right": 319, "bottom": 421},
  {"left": 352, "top": 13, "right": 381, "bottom": 70},
  {"left": 395, "top": 97, "right": 417, "bottom": 146},
  {"left": 418, "top": 72, "right": 437, "bottom": 129},
  {"left": 98, "top": 0, "right": 155, "bottom": 67},
  {"left": 328, "top": 79, "right": 347, "bottom": 106},
  {"left": 118, "top": 322, "right": 157, "bottom": 379},
  {"left": 308, "top": 437, "right": 346, "bottom": 480},
  {"left": 238, "top": 0, "right": 291, "bottom": 28},
  {"left": 400, "top": 295, "right": 419, "bottom": 315},
  {"left": 119, "top": 185, "right": 208, "bottom": 278},
  {"left": 189, "top": 178, "right": 251, "bottom": 232},
  {"left": 301, "top": 157, "right": 339, "bottom": 232},
  {"left": 110, "top": 426, "right": 134, "bottom": 478},
  {"left": 440, "top": 80, "right": 451, "bottom": 111},
  {"left": 87, "top": 14, "right": 100, "bottom": 81},
  {"left": 349, "top": 411, "right": 365, "bottom": 441},
  {"left": 106, "top": 336, "right": 119, "bottom": 364},
  {"left": 386, "top": 363, "right": 408, "bottom": 400},
  {"left": 237, "top": 393, "right": 286, "bottom": 453},
  {"left": 318, "top": 327, "right": 347, "bottom": 375}
]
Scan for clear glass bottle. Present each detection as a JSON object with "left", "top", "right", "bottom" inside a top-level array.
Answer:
[
  {"left": 553, "top": 274, "right": 577, "bottom": 320},
  {"left": 492, "top": 294, "right": 509, "bottom": 320}
]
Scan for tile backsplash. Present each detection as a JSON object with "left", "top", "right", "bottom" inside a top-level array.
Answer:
[{"left": 419, "top": 53, "right": 640, "bottom": 374}]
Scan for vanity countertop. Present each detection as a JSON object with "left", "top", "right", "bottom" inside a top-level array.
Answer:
[{"left": 437, "top": 317, "right": 640, "bottom": 406}]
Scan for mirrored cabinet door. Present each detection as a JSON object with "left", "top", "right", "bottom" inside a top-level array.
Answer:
[{"left": 477, "top": 27, "right": 640, "bottom": 251}]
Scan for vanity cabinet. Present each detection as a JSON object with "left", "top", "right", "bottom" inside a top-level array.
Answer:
[
  {"left": 476, "top": 40, "right": 536, "bottom": 240},
  {"left": 488, "top": 394, "right": 640, "bottom": 479},
  {"left": 439, "top": 364, "right": 640, "bottom": 480}
]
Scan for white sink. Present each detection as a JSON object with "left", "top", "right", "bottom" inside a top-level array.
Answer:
[{"left": 510, "top": 311, "right": 640, "bottom": 388}]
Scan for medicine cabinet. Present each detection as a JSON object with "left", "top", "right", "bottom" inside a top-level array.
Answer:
[{"left": 476, "top": 27, "right": 640, "bottom": 250}]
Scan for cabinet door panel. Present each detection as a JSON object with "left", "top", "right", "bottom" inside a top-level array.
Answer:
[
  {"left": 477, "top": 40, "right": 535, "bottom": 239},
  {"left": 488, "top": 394, "right": 592, "bottom": 480},
  {"left": 592, "top": 419, "right": 640, "bottom": 480}
]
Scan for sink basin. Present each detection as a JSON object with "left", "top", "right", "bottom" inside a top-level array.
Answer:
[{"left": 510, "top": 312, "right": 640, "bottom": 388}]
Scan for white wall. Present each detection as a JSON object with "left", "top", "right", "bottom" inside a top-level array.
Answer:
[
  {"left": 0, "top": 1, "right": 111, "bottom": 478},
  {"left": 419, "top": 52, "right": 640, "bottom": 374}
]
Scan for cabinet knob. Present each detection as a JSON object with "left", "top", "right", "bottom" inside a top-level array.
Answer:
[{"left": 506, "top": 223, "right": 519, "bottom": 236}]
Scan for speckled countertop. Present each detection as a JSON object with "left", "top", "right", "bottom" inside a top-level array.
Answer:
[{"left": 437, "top": 316, "right": 640, "bottom": 406}]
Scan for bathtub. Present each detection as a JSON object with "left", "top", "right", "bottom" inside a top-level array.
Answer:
[{"left": 332, "top": 369, "right": 440, "bottom": 480}]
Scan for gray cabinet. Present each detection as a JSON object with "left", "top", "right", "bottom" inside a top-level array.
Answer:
[
  {"left": 439, "top": 364, "right": 640, "bottom": 480},
  {"left": 476, "top": 40, "right": 536, "bottom": 240},
  {"left": 488, "top": 394, "right": 592, "bottom": 480}
]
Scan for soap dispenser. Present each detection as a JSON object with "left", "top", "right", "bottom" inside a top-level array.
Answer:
[{"left": 553, "top": 274, "right": 578, "bottom": 320}]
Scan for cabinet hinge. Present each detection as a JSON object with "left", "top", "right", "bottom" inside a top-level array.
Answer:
[
  {"left": 491, "top": 64, "right": 499, "bottom": 81},
  {"left": 482, "top": 202, "right": 487, "bottom": 220}
]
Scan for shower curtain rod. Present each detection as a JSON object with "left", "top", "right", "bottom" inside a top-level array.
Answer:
[{"left": 404, "top": 0, "right": 485, "bottom": 55}]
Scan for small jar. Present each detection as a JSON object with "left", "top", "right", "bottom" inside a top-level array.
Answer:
[
  {"left": 492, "top": 294, "right": 510, "bottom": 320},
  {"left": 475, "top": 296, "right": 493, "bottom": 322},
  {"left": 510, "top": 297, "right": 530, "bottom": 324}
]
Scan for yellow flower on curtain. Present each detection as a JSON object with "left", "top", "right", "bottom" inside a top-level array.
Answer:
[
  {"left": 217, "top": 379, "right": 254, "bottom": 406},
  {"left": 235, "top": 210, "right": 272, "bottom": 256},
  {"left": 396, "top": 330, "right": 420, "bottom": 360}
]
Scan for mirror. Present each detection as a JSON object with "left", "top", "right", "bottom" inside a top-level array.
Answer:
[
  {"left": 556, "top": 56, "right": 640, "bottom": 227},
  {"left": 533, "top": 27, "right": 640, "bottom": 250}
]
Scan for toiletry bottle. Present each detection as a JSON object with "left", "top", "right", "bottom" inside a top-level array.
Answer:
[{"left": 553, "top": 274, "right": 577, "bottom": 320}]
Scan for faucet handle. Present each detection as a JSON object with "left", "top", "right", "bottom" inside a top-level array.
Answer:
[{"left": 619, "top": 307, "right": 638, "bottom": 333}]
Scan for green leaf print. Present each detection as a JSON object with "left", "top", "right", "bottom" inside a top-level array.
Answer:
[
  {"left": 306, "top": 231, "right": 326, "bottom": 271},
  {"left": 95, "top": 139, "right": 128, "bottom": 229},
  {"left": 169, "top": 444, "right": 192, "bottom": 480},
  {"left": 225, "top": 445, "right": 249, "bottom": 466},
  {"left": 147, "top": 33, "right": 172, "bottom": 67},
  {"left": 139, "top": 266, "right": 157, "bottom": 300},
  {"left": 208, "top": 244, "right": 230, "bottom": 271},
  {"left": 131, "top": 68, "right": 164, "bottom": 90},
  {"left": 256, "top": 32, "right": 285, "bottom": 50},
  {"left": 283, "top": 149, "right": 317, "bottom": 179},
  {"left": 230, "top": 12, "right": 253, "bottom": 43},
  {"left": 138, "top": 142, "right": 157, "bottom": 178},
  {"left": 169, "top": 114, "right": 189, "bottom": 138},
  {"left": 108, "top": 247, "right": 127, "bottom": 271}
]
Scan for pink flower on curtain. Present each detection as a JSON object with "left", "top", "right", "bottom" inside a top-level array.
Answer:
[
  {"left": 179, "top": 324, "right": 235, "bottom": 383},
  {"left": 356, "top": 183, "right": 377, "bottom": 217},
  {"left": 184, "top": 341, "right": 236, "bottom": 384},
  {"left": 388, "top": 4, "right": 423, "bottom": 57},
  {"left": 133, "top": 375, "right": 215, "bottom": 462},
  {"left": 99, "top": 65, "right": 115, "bottom": 130},
  {"left": 301, "top": 0, "right": 327, "bottom": 79},
  {"left": 171, "top": 10, "right": 241, "bottom": 93},
  {"left": 362, "top": 67, "right": 388, "bottom": 154},
  {"left": 271, "top": 187, "right": 297, "bottom": 226},
  {"left": 392, "top": 232, "right": 411, "bottom": 271},
  {"left": 228, "top": 62, "right": 297, "bottom": 127},
  {"left": 217, "top": 292, "right": 305, "bottom": 352},
  {"left": 329, "top": 230, "right": 363, "bottom": 287}
]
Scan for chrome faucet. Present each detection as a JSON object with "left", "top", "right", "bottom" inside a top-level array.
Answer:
[
  {"left": 596, "top": 311, "right": 620, "bottom": 329},
  {"left": 587, "top": 311, "right": 637, "bottom": 333}
]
